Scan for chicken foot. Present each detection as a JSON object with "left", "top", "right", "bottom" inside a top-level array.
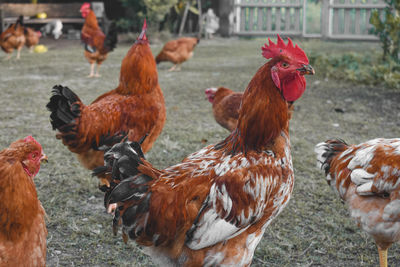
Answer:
[{"left": 168, "top": 64, "right": 181, "bottom": 72}]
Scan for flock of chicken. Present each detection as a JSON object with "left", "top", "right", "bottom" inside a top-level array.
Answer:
[
  {"left": 0, "top": 16, "right": 41, "bottom": 60},
  {"left": 0, "top": 3, "right": 399, "bottom": 267}
]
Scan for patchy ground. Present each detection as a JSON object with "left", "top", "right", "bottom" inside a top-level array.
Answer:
[{"left": 0, "top": 36, "right": 399, "bottom": 266}]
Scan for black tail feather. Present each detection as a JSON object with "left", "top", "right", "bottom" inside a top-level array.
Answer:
[
  {"left": 93, "top": 131, "right": 128, "bottom": 151},
  {"left": 104, "top": 22, "right": 118, "bottom": 52},
  {"left": 46, "top": 85, "right": 82, "bottom": 131},
  {"left": 315, "top": 138, "right": 349, "bottom": 176}
]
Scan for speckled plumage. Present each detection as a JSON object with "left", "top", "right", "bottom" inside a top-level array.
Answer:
[
  {"left": 315, "top": 138, "right": 400, "bottom": 266},
  {"left": 105, "top": 36, "right": 313, "bottom": 266}
]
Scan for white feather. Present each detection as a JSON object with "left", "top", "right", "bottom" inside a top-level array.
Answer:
[
  {"left": 350, "top": 169, "right": 375, "bottom": 185},
  {"left": 356, "top": 181, "right": 374, "bottom": 195}
]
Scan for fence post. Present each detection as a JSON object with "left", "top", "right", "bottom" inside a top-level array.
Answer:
[
  {"left": 302, "top": 0, "right": 307, "bottom": 37},
  {"left": 0, "top": 9, "right": 3, "bottom": 33},
  {"left": 321, "top": 0, "right": 330, "bottom": 39},
  {"left": 234, "top": 0, "right": 241, "bottom": 34}
]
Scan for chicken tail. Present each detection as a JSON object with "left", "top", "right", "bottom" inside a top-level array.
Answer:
[
  {"left": 16, "top": 15, "right": 24, "bottom": 26},
  {"left": 46, "top": 85, "right": 82, "bottom": 135},
  {"left": 104, "top": 22, "right": 118, "bottom": 53},
  {"left": 98, "top": 136, "right": 160, "bottom": 240},
  {"left": 315, "top": 139, "right": 349, "bottom": 182}
]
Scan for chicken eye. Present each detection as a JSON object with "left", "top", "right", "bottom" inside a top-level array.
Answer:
[{"left": 281, "top": 62, "right": 289, "bottom": 68}]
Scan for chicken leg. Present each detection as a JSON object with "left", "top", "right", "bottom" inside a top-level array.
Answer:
[
  {"left": 168, "top": 64, "right": 177, "bottom": 72},
  {"left": 4, "top": 54, "right": 13, "bottom": 61},
  {"left": 88, "top": 63, "right": 95, "bottom": 77},
  {"left": 16, "top": 48, "right": 22, "bottom": 60},
  {"left": 378, "top": 246, "right": 388, "bottom": 267},
  {"left": 94, "top": 64, "right": 101, "bottom": 77}
]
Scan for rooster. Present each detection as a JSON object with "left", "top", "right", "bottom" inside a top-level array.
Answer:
[
  {"left": 102, "top": 35, "right": 314, "bottom": 266},
  {"left": 205, "top": 87, "right": 242, "bottom": 132},
  {"left": 0, "top": 136, "right": 48, "bottom": 266},
  {"left": 47, "top": 21, "right": 165, "bottom": 188},
  {"left": 80, "top": 2, "right": 117, "bottom": 77},
  {"left": 0, "top": 16, "right": 25, "bottom": 60},
  {"left": 155, "top": 37, "right": 199, "bottom": 71},
  {"left": 315, "top": 138, "right": 400, "bottom": 267}
]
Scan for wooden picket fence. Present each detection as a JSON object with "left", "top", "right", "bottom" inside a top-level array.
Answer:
[{"left": 234, "top": 0, "right": 387, "bottom": 40}]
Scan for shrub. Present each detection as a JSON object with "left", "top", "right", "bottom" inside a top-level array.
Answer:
[
  {"left": 370, "top": 0, "right": 400, "bottom": 63},
  {"left": 117, "top": 0, "right": 178, "bottom": 32},
  {"left": 309, "top": 52, "right": 400, "bottom": 89}
]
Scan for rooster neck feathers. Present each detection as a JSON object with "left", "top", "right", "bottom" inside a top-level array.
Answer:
[
  {"left": 217, "top": 59, "right": 289, "bottom": 154},
  {"left": 84, "top": 10, "right": 99, "bottom": 29},
  {"left": 117, "top": 40, "right": 158, "bottom": 95}
]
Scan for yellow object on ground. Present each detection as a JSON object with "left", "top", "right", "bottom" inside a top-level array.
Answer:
[
  {"left": 34, "top": 45, "right": 48, "bottom": 53},
  {"left": 37, "top": 12, "right": 47, "bottom": 19}
]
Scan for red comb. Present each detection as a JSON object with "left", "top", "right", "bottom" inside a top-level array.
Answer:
[
  {"left": 23, "top": 136, "right": 41, "bottom": 147},
  {"left": 138, "top": 19, "right": 147, "bottom": 41},
  {"left": 261, "top": 34, "right": 308, "bottom": 64}
]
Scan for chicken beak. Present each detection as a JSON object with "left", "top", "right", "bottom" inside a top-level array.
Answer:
[
  {"left": 297, "top": 64, "right": 315, "bottom": 75},
  {"left": 40, "top": 154, "right": 48, "bottom": 163}
]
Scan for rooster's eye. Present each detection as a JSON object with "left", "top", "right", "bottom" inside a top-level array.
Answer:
[{"left": 281, "top": 62, "right": 289, "bottom": 68}]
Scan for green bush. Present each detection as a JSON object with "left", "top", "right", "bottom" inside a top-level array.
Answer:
[
  {"left": 118, "top": 0, "right": 178, "bottom": 32},
  {"left": 370, "top": 0, "right": 400, "bottom": 63},
  {"left": 309, "top": 52, "right": 400, "bottom": 89}
]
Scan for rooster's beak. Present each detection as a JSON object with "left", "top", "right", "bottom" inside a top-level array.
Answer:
[
  {"left": 40, "top": 154, "right": 48, "bottom": 163},
  {"left": 297, "top": 64, "right": 315, "bottom": 75}
]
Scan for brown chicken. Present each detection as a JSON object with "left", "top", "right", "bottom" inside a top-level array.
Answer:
[
  {"left": 205, "top": 87, "right": 242, "bottom": 132},
  {"left": 0, "top": 136, "right": 48, "bottom": 266},
  {"left": 47, "top": 21, "right": 165, "bottom": 188},
  {"left": 80, "top": 2, "right": 117, "bottom": 77},
  {"left": 0, "top": 16, "right": 25, "bottom": 60},
  {"left": 24, "top": 27, "right": 41, "bottom": 52},
  {"left": 315, "top": 138, "right": 400, "bottom": 267},
  {"left": 102, "top": 35, "right": 314, "bottom": 266},
  {"left": 155, "top": 37, "right": 199, "bottom": 71}
]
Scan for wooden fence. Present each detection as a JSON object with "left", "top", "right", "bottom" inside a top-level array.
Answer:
[{"left": 234, "top": 0, "right": 387, "bottom": 40}]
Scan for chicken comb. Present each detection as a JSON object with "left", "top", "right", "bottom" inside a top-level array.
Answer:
[
  {"left": 261, "top": 34, "right": 308, "bottom": 64},
  {"left": 137, "top": 19, "right": 147, "bottom": 41},
  {"left": 80, "top": 2, "right": 91, "bottom": 12},
  {"left": 23, "top": 136, "right": 41, "bottom": 148}
]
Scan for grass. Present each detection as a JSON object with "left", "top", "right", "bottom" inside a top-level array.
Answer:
[{"left": 0, "top": 36, "right": 399, "bottom": 266}]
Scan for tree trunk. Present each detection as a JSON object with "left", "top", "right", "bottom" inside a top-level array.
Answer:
[
  {"left": 179, "top": 2, "right": 190, "bottom": 36},
  {"left": 218, "top": 0, "right": 234, "bottom": 37},
  {"left": 197, "top": 0, "right": 202, "bottom": 39}
]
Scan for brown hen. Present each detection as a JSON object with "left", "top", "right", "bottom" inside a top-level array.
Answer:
[
  {"left": 155, "top": 37, "right": 199, "bottom": 71},
  {"left": 0, "top": 16, "right": 25, "bottom": 60},
  {"left": 47, "top": 21, "right": 165, "bottom": 188},
  {"left": 205, "top": 87, "right": 242, "bottom": 132},
  {"left": 0, "top": 136, "right": 48, "bottom": 266},
  {"left": 24, "top": 27, "right": 41, "bottom": 53}
]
